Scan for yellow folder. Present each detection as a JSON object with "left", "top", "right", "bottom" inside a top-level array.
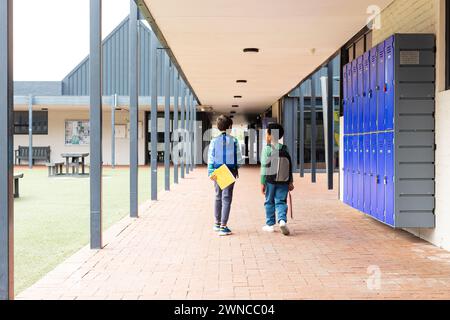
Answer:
[{"left": 212, "top": 164, "right": 236, "bottom": 190}]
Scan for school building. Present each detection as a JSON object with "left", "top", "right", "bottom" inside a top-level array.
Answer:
[{"left": 2, "top": 0, "right": 450, "bottom": 300}]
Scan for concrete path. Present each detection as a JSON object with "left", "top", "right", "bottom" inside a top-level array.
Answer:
[{"left": 17, "top": 167, "right": 450, "bottom": 300}]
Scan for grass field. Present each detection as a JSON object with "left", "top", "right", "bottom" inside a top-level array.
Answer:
[{"left": 13, "top": 166, "right": 170, "bottom": 295}]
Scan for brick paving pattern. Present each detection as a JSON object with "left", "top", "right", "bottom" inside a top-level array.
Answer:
[{"left": 17, "top": 167, "right": 450, "bottom": 300}]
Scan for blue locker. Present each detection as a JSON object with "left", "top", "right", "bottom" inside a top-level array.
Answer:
[
  {"left": 358, "top": 135, "right": 364, "bottom": 211},
  {"left": 370, "top": 133, "right": 378, "bottom": 217},
  {"left": 352, "top": 136, "right": 358, "bottom": 208},
  {"left": 377, "top": 41, "right": 386, "bottom": 131},
  {"left": 385, "top": 36, "right": 395, "bottom": 131},
  {"left": 348, "top": 135, "right": 353, "bottom": 206},
  {"left": 351, "top": 60, "right": 358, "bottom": 134},
  {"left": 363, "top": 134, "right": 371, "bottom": 214},
  {"left": 347, "top": 64, "right": 353, "bottom": 134},
  {"left": 385, "top": 132, "right": 395, "bottom": 226},
  {"left": 343, "top": 135, "right": 348, "bottom": 204},
  {"left": 363, "top": 52, "right": 371, "bottom": 133},
  {"left": 376, "top": 133, "right": 386, "bottom": 222},
  {"left": 343, "top": 64, "right": 348, "bottom": 134},
  {"left": 357, "top": 56, "right": 364, "bottom": 134},
  {"left": 369, "top": 47, "right": 378, "bottom": 132}
]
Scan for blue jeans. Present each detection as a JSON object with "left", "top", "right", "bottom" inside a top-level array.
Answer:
[{"left": 264, "top": 183, "right": 289, "bottom": 226}]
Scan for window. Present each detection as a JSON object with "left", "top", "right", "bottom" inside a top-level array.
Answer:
[{"left": 13, "top": 111, "right": 48, "bottom": 135}]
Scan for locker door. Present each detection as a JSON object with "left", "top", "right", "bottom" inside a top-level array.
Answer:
[
  {"left": 364, "top": 134, "right": 371, "bottom": 214},
  {"left": 363, "top": 52, "right": 371, "bottom": 133},
  {"left": 369, "top": 47, "right": 378, "bottom": 132},
  {"left": 385, "top": 132, "right": 395, "bottom": 226},
  {"left": 343, "top": 135, "right": 348, "bottom": 204},
  {"left": 348, "top": 135, "right": 353, "bottom": 206},
  {"left": 370, "top": 133, "right": 378, "bottom": 217},
  {"left": 352, "top": 136, "right": 358, "bottom": 208},
  {"left": 385, "top": 36, "right": 395, "bottom": 131},
  {"left": 376, "top": 133, "right": 386, "bottom": 222},
  {"left": 377, "top": 42, "right": 386, "bottom": 131},
  {"left": 352, "top": 60, "right": 358, "bottom": 134},
  {"left": 347, "top": 65, "right": 353, "bottom": 134},
  {"left": 358, "top": 135, "right": 364, "bottom": 211},
  {"left": 343, "top": 65, "right": 348, "bottom": 134},
  {"left": 357, "top": 56, "right": 364, "bottom": 134}
]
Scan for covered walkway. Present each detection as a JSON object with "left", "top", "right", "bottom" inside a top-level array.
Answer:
[{"left": 17, "top": 167, "right": 450, "bottom": 300}]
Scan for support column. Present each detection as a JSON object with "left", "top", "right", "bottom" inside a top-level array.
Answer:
[
  {"left": 89, "top": 0, "right": 103, "bottom": 249},
  {"left": 150, "top": 32, "right": 158, "bottom": 200},
  {"left": 193, "top": 100, "right": 197, "bottom": 168},
  {"left": 190, "top": 94, "right": 195, "bottom": 171},
  {"left": 111, "top": 94, "right": 117, "bottom": 169},
  {"left": 28, "top": 95, "right": 33, "bottom": 169},
  {"left": 164, "top": 54, "right": 171, "bottom": 191},
  {"left": 311, "top": 74, "right": 317, "bottom": 184},
  {"left": 129, "top": 0, "right": 139, "bottom": 217},
  {"left": 0, "top": 0, "right": 14, "bottom": 300},
  {"left": 299, "top": 84, "right": 305, "bottom": 178},
  {"left": 173, "top": 73, "right": 179, "bottom": 184},
  {"left": 327, "top": 60, "right": 335, "bottom": 190},
  {"left": 186, "top": 90, "right": 190, "bottom": 175},
  {"left": 180, "top": 83, "right": 185, "bottom": 179}
]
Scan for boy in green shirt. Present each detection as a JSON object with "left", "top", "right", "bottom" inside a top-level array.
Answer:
[{"left": 261, "top": 123, "right": 294, "bottom": 236}]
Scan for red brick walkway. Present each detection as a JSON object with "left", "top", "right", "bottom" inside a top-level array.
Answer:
[{"left": 17, "top": 167, "right": 450, "bottom": 300}]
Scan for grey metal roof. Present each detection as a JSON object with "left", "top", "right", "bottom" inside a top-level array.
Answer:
[
  {"left": 14, "top": 81, "right": 62, "bottom": 96},
  {"left": 62, "top": 17, "right": 177, "bottom": 97}
]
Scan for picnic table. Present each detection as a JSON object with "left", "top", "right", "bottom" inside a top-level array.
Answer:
[
  {"left": 14, "top": 173, "right": 24, "bottom": 198},
  {"left": 61, "top": 153, "right": 89, "bottom": 175}
]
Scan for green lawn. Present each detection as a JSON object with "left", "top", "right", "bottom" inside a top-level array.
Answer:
[{"left": 13, "top": 166, "right": 170, "bottom": 295}]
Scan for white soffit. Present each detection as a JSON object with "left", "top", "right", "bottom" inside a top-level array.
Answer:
[{"left": 143, "top": 0, "right": 393, "bottom": 113}]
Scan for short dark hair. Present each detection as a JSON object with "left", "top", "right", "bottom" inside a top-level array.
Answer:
[
  {"left": 217, "top": 115, "right": 233, "bottom": 131},
  {"left": 267, "top": 123, "right": 284, "bottom": 139}
]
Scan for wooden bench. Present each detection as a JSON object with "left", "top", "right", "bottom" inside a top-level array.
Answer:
[
  {"left": 46, "top": 162, "right": 64, "bottom": 177},
  {"left": 69, "top": 162, "right": 81, "bottom": 175},
  {"left": 14, "top": 174, "right": 24, "bottom": 198},
  {"left": 15, "top": 146, "right": 51, "bottom": 165}
]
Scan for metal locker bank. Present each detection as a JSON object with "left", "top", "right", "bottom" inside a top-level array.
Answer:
[{"left": 342, "top": 33, "right": 436, "bottom": 228}]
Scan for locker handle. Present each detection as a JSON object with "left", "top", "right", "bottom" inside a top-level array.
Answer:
[
  {"left": 384, "top": 84, "right": 388, "bottom": 92},
  {"left": 384, "top": 176, "right": 388, "bottom": 185},
  {"left": 375, "top": 175, "right": 380, "bottom": 184},
  {"left": 368, "top": 90, "right": 373, "bottom": 98}
]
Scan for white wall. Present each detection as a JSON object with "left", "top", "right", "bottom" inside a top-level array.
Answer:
[{"left": 14, "top": 109, "right": 147, "bottom": 166}]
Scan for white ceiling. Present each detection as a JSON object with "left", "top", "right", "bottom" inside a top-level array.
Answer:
[{"left": 142, "top": 0, "right": 393, "bottom": 114}]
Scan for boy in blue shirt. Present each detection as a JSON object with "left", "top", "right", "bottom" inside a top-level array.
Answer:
[
  {"left": 260, "top": 123, "right": 294, "bottom": 236},
  {"left": 208, "top": 115, "right": 243, "bottom": 236}
]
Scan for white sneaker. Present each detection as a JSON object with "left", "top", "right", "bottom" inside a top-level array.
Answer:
[
  {"left": 279, "top": 220, "right": 290, "bottom": 236},
  {"left": 262, "top": 225, "right": 275, "bottom": 233}
]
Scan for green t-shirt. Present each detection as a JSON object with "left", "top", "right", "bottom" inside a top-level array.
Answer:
[{"left": 260, "top": 143, "right": 285, "bottom": 184}]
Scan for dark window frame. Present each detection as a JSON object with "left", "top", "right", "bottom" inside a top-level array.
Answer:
[{"left": 13, "top": 111, "right": 48, "bottom": 135}]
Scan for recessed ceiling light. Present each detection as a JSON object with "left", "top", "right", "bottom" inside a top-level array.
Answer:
[
  {"left": 236, "top": 80, "right": 247, "bottom": 83},
  {"left": 234, "top": 96, "right": 242, "bottom": 99},
  {"left": 232, "top": 105, "right": 239, "bottom": 108},
  {"left": 243, "top": 48, "right": 259, "bottom": 53}
]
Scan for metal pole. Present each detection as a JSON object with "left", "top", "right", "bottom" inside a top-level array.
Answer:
[
  {"left": 28, "top": 95, "right": 33, "bottom": 169},
  {"left": 311, "top": 74, "right": 317, "bottom": 184},
  {"left": 293, "top": 95, "right": 299, "bottom": 173},
  {"left": 191, "top": 95, "right": 195, "bottom": 171},
  {"left": 150, "top": 32, "right": 158, "bottom": 200},
  {"left": 0, "top": 0, "right": 14, "bottom": 300},
  {"left": 193, "top": 100, "right": 197, "bottom": 168},
  {"left": 173, "top": 73, "right": 179, "bottom": 184},
  {"left": 164, "top": 54, "right": 171, "bottom": 191},
  {"left": 129, "top": 0, "right": 139, "bottom": 217},
  {"left": 327, "top": 61, "right": 334, "bottom": 190},
  {"left": 180, "top": 83, "right": 185, "bottom": 179},
  {"left": 299, "top": 83, "right": 305, "bottom": 178},
  {"left": 111, "top": 94, "right": 117, "bottom": 169},
  {"left": 186, "top": 90, "right": 191, "bottom": 174},
  {"left": 89, "top": 0, "right": 103, "bottom": 249}
]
